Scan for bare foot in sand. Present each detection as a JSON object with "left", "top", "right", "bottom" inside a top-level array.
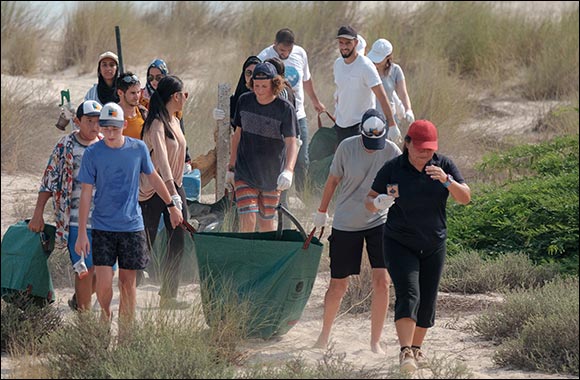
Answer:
[
  {"left": 371, "top": 342, "right": 385, "bottom": 355},
  {"left": 313, "top": 334, "right": 328, "bottom": 349}
]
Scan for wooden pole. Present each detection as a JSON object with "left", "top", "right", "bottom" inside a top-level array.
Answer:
[{"left": 215, "top": 83, "right": 231, "bottom": 201}]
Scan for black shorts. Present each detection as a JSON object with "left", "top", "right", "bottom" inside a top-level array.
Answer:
[
  {"left": 328, "top": 224, "right": 386, "bottom": 279},
  {"left": 333, "top": 123, "right": 361, "bottom": 146},
  {"left": 91, "top": 229, "right": 150, "bottom": 270}
]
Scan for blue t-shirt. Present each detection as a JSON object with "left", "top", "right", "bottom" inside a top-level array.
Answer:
[
  {"left": 371, "top": 151, "right": 465, "bottom": 251},
  {"left": 233, "top": 92, "right": 297, "bottom": 191},
  {"left": 78, "top": 137, "right": 154, "bottom": 232}
]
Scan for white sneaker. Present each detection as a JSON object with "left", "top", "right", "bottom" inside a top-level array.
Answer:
[
  {"left": 412, "top": 347, "right": 427, "bottom": 368},
  {"left": 399, "top": 347, "right": 418, "bottom": 373}
]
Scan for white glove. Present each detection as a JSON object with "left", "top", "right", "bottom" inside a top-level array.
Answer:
[
  {"left": 387, "top": 125, "right": 402, "bottom": 145},
  {"left": 405, "top": 109, "right": 415, "bottom": 123},
  {"left": 312, "top": 211, "right": 328, "bottom": 228},
  {"left": 183, "top": 162, "right": 192, "bottom": 174},
  {"left": 373, "top": 194, "right": 395, "bottom": 210},
  {"left": 276, "top": 170, "right": 293, "bottom": 191},
  {"left": 212, "top": 108, "right": 226, "bottom": 121},
  {"left": 171, "top": 194, "right": 183, "bottom": 211},
  {"left": 225, "top": 170, "right": 235, "bottom": 192}
]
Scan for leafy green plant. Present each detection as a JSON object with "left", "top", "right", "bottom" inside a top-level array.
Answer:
[{"left": 448, "top": 135, "right": 579, "bottom": 273}]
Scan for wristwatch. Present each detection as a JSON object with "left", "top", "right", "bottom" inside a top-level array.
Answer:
[
  {"left": 442, "top": 174, "right": 453, "bottom": 188},
  {"left": 166, "top": 199, "right": 176, "bottom": 208}
]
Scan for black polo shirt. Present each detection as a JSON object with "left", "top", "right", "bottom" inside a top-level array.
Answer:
[{"left": 371, "top": 151, "right": 465, "bottom": 252}]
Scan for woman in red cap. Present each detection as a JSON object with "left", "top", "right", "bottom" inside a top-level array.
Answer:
[{"left": 365, "top": 120, "right": 471, "bottom": 373}]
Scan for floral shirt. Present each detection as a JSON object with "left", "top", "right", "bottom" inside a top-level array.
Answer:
[{"left": 39, "top": 132, "right": 99, "bottom": 247}]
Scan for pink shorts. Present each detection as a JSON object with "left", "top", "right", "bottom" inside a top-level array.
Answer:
[{"left": 235, "top": 180, "right": 280, "bottom": 220}]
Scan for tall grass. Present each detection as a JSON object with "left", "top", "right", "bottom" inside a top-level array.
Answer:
[
  {"left": 0, "top": 79, "right": 62, "bottom": 174},
  {"left": 0, "top": 1, "right": 49, "bottom": 75}
]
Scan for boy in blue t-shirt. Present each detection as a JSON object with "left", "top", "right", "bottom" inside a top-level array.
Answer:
[{"left": 75, "top": 102, "right": 183, "bottom": 333}]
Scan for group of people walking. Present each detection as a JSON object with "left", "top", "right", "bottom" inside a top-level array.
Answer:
[{"left": 29, "top": 23, "right": 471, "bottom": 372}]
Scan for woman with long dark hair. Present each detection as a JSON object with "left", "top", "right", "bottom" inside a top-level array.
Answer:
[{"left": 139, "top": 75, "right": 190, "bottom": 309}]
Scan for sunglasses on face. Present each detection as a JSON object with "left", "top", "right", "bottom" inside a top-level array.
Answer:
[
  {"left": 120, "top": 74, "right": 140, "bottom": 84},
  {"left": 147, "top": 74, "right": 165, "bottom": 82},
  {"left": 244, "top": 69, "right": 253, "bottom": 77}
]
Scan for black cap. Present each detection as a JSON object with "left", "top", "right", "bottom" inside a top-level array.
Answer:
[
  {"left": 275, "top": 28, "right": 295, "bottom": 44},
  {"left": 336, "top": 25, "right": 357, "bottom": 40}
]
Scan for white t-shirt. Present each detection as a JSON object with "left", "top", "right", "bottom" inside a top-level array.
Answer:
[
  {"left": 377, "top": 63, "right": 406, "bottom": 121},
  {"left": 333, "top": 54, "right": 382, "bottom": 128},
  {"left": 258, "top": 45, "right": 311, "bottom": 120}
]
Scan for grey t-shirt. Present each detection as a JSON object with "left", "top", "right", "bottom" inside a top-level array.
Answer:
[{"left": 329, "top": 135, "right": 402, "bottom": 231}]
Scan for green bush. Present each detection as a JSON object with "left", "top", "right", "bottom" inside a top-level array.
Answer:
[
  {"left": 447, "top": 135, "right": 579, "bottom": 273},
  {"left": 440, "top": 250, "right": 560, "bottom": 294},
  {"left": 471, "top": 277, "right": 579, "bottom": 376}
]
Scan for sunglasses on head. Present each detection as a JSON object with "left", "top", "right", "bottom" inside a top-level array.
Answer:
[
  {"left": 120, "top": 74, "right": 139, "bottom": 84},
  {"left": 148, "top": 74, "right": 165, "bottom": 82}
]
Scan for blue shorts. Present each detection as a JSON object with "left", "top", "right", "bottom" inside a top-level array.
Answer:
[{"left": 68, "top": 226, "right": 117, "bottom": 271}]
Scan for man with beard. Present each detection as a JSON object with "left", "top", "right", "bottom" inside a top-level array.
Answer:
[
  {"left": 116, "top": 72, "right": 148, "bottom": 139},
  {"left": 333, "top": 25, "right": 401, "bottom": 146}
]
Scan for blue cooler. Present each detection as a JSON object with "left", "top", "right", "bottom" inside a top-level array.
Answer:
[{"left": 183, "top": 169, "right": 201, "bottom": 201}]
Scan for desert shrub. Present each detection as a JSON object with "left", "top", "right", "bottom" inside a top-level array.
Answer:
[
  {"left": 1, "top": 298, "right": 62, "bottom": 354},
  {"left": 447, "top": 135, "right": 579, "bottom": 273},
  {"left": 43, "top": 304, "right": 239, "bottom": 379},
  {"left": 440, "top": 250, "right": 560, "bottom": 294},
  {"left": 0, "top": 1, "right": 49, "bottom": 75},
  {"left": 471, "top": 277, "right": 579, "bottom": 376},
  {"left": 1, "top": 78, "right": 64, "bottom": 174},
  {"left": 522, "top": 6, "right": 579, "bottom": 100},
  {"left": 58, "top": 2, "right": 150, "bottom": 73}
]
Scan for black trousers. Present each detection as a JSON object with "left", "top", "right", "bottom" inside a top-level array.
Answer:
[
  {"left": 140, "top": 186, "right": 188, "bottom": 299},
  {"left": 384, "top": 236, "right": 446, "bottom": 328}
]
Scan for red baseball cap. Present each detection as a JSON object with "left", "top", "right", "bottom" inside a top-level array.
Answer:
[{"left": 407, "top": 120, "right": 438, "bottom": 150}]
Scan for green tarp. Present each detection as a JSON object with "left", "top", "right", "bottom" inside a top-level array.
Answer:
[
  {"left": 1, "top": 220, "right": 56, "bottom": 307},
  {"left": 194, "top": 229, "right": 323, "bottom": 339},
  {"left": 308, "top": 126, "right": 336, "bottom": 192}
]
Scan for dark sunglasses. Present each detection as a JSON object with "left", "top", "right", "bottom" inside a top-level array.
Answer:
[
  {"left": 148, "top": 74, "right": 165, "bottom": 82},
  {"left": 120, "top": 74, "right": 139, "bottom": 84}
]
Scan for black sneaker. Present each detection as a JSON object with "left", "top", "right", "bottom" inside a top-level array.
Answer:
[{"left": 68, "top": 293, "right": 78, "bottom": 311}]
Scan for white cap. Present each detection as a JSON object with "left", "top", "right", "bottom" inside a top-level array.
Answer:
[
  {"left": 367, "top": 39, "right": 393, "bottom": 63},
  {"left": 356, "top": 34, "right": 367, "bottom": 55},
  {"left": 99, "top": 102, "right": 124, "bottom": 128},
  {"left": 98, "top": 51, "right": 119, "bottom": 65}
]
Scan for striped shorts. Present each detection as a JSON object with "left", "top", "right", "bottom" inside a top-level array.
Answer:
[{"left": 234, "top": 180, "right": 280, "bottom": 219}]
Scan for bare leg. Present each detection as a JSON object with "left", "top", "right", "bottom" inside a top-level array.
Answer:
[
  {"left": 314, "top": 277, "right": 348, "bottom": 349},
  {"left": 75, "top": 267, "right": 96, "bottom": 311},
  {"left": 95, "top": 265, "right": 114, "bottom": 323},
  {"left": 370, "top": 268, "right": 390, "bottom": 354},
  {"left": 239, "top": 213, "right": 257, "bottom": 232},
  {"left": 412, "top": 326, "right": 428, "bottom": 347},
  {"left": 257, "top": 216, "right": 276, "bottom": 232},
  {"left": 118, "top": 269, "right": 137, "bottom": 330},
  {"left": 395, "top": 317, "right": 416, "bottom": 348}
]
